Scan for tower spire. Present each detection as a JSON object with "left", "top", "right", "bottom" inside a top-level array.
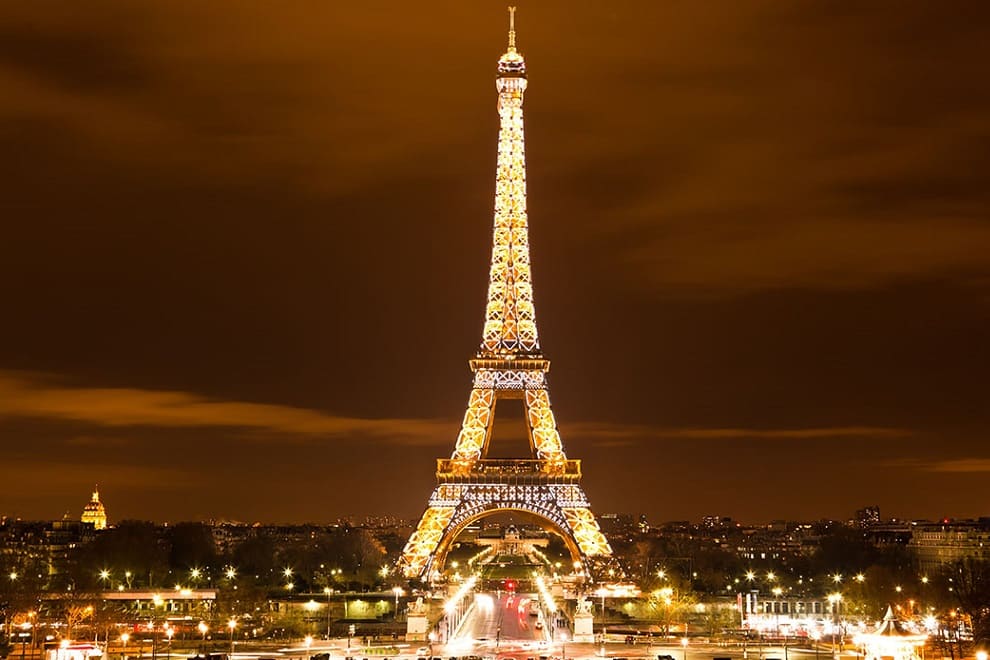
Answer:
[
  {"left": 508, "top": 6, "right": 516, "bottom": 51},
  {"left": 488, "top": 6, "right": 532, "bottom": 355}
]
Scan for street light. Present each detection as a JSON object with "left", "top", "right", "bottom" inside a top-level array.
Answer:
[
  {"left": 121, "top": 633, "right": 130, "bottom": 660},
  {"left": 151, "top": 594, "right": 164, "bottom": 660},
  {"left": 197, "top": 622, "right": 208, "bottom": 652},
  {"left": 324, "top": 587, "right": 333, "bottom": 639},
  {"left": 680, "top": 636, "right": 689, "bottom": 660},
  {"left": 304, "top": 635, "right": 313, "bottom": 658},
  {"left": 392, "top": 587, "right": 404, "bottom": 621},
  {"left": 772, "top": 587, "right": 783, "bottom": 634},
  {"left": 227, "top": 619, "right": 237, "bottom": 657},
  {"left": 165, "top": 628, "right": 174, "bottom": 660},
  {"left": 827, "top": 593, "right": 843, "bottom": 660}
]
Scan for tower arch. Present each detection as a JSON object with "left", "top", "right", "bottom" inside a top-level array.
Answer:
[{"left": 430, "top": 504, "right": 584, "bottom": 579}]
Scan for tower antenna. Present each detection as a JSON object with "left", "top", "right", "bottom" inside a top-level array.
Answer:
[{"left": 508, "top": 6, "right": 516, "bottom": 50}]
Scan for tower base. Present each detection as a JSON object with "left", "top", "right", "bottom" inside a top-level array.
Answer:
[{"left": 399, "top": 480, "right": 612, "bottom": 580}]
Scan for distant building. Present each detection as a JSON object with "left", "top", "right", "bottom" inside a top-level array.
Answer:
[
  {"left": 741, "top": 590, "right": 829, "bottom": 632},
  {"left": 855, "top": 505, "right": 881, "bottom": 528},
  {"left": 0, "top": 517, "right": 96, "bottom": 581},
  {"left": 598, "top": 513, "right": 636, "bottom": 539},
  {"left": 735, "top": 523, "right": 820, "bottom": 563},
  {"left": 909, "top": 519, "right": 990, "bottom": 572},
  {"left": 80, "top": 486, "right": 108, "bottom": 530},
  {"left": 866, "top": 522, "right": 912, "bottom": 548},
  {"left": 702, "top": 515, "right": 733, "bottom": 529},
  {"left": 97, "top": 589, "right": 216, "bottom": 619}
]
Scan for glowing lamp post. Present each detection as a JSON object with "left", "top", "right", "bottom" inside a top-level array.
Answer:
[
  {"left": 772, "top": 587, "right": 783, "bottom": 635},
  {"left": 392, "top": 587, "right": 404, "bottom": 620},
  {"left": 827, "top": 594, "right": 843, "bottom": 659},
  {"left": 680, "top": 636, "right": 689, "bottom": 660},
  {"left": 198, "top": 622, "right": 208, "bottom": 652},
  {"left": 120, "top": 633, "right": 130, "bottom": 660},
  {"left": 227, "top": 619, "right": 237, "bottom": 657},
  {"left": 324, "top": 587, "right": 333, "bottom": 639},
  {"left": 304, "top": 635, "right": 313, "bottom": 658},
  {"left": 19, "top": 621, "right": 31, "bottom": 660}
]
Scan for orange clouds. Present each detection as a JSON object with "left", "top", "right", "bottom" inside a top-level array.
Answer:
[
  {"left": 0, "top": 371, "right": 907, "bottom": 447},
  {"left": 563, "top": 421, "right": 909, "bottom": 442},
  {"left": 0, "top": 371, "right": 451, "bottom": 444}
]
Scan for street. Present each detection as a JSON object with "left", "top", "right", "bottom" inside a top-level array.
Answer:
[{"left": 452, "top": 593, "right": 550, "bottom": 645}]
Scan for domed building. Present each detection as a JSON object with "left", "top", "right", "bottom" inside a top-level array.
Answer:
[{"left": 80, "top": 486, "right": 108, "bottom": 530}]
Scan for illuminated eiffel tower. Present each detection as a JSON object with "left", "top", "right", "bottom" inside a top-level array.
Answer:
[{"left": 398, "top": 8, "right": 614, "bottom": 581}]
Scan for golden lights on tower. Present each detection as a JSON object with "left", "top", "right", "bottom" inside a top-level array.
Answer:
[{"left": 397, "top": 8, "right": 614, "bottom": 581}]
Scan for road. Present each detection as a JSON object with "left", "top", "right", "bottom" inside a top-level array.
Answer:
[{"left": 453, "top": 592, "right": 551, "bottom": 644}]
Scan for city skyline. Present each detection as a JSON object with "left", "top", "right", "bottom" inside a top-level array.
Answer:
[{"left": 2, "top": 2, "right": 989, "bottom": 524}]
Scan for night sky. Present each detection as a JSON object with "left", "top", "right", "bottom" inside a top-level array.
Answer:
[{"left": 2, "top": 2, "right": 989, "bottom": 525}]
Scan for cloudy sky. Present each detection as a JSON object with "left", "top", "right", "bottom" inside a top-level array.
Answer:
[{"left": 1, "top": 1, "right": 988, "bottom": 525}]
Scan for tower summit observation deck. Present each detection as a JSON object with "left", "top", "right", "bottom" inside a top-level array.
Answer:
[{"left": 397, "top": 9, "right": 615, "bottom": 582}]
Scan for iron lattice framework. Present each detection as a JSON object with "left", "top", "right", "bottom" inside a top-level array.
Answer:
[{"left": 398, "top": 9, "right": 613, "bottom": 581}]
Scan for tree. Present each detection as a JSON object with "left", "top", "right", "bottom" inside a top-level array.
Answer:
[
  {"left": 62, "top": 602, "right": 94, "bottom": 641},
  {"left": 950, "top": 558, "right": 990, "bottom": 648},
  {"left": 0, "top": 557, "right": 45, "bottom": 641},
  {"left": 76, "top": 521, "right": 167, "bottom": 588},
  {"left": 648, "top": 580, "right": 697, "bottom": 638},
  {"left": 167, "top": 523, "right": 219, "bottom": 572}
]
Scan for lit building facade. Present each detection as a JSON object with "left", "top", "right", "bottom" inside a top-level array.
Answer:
[
  {"left": 909, "top": 519, "right": 990, "bottom": 572},
  {"left": 80, "top": 486, "right": 108, "bottom": 530}
]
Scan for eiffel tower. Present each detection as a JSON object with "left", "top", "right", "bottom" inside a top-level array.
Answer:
[{"left": 398, "top": 8, "right": 614, "bottom": 582}]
